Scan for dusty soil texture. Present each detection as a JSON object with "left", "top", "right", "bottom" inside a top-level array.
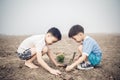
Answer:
[{"left": 0, "top": 34, "right": 120, "bottom": 80}]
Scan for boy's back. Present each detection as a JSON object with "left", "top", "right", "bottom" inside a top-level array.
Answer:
[
  {"left": 82, "top": 36, "right": 102, "bottom": 56},
  {"left": 17, "top": 35, "right": 46, "bottom": 53}
]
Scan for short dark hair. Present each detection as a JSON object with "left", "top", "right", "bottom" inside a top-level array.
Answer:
[
  {"left": 68, "top": 24, "right": 84, "bottom": 38},
  {"left": 47, "top": 27, "right": 62, "bottom": 40}
]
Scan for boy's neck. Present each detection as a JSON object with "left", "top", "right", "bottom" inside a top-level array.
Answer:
[
  {"left": 83, "top": 34, "right": 86, "bottom": 41},
  {"left": 45, "top": 34, "right": 48, "bottom": 45}
]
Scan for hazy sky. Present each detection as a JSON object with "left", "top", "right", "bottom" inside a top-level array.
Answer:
[{"left": 0, "top": 0, "right": 120, "bottom": 35}]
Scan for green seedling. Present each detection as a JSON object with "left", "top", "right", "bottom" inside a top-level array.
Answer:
[{"left": 57, "top": 53, "right": 65, "bottom": 63}]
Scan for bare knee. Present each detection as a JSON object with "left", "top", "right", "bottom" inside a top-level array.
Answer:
[
  {"left": 78, "top": 45, "right": 82, "bottom": 51},
  {"left": 42, "top": 46, "right": 49, "bottom": 53},
  {"left": 78, "top": 45, "right": 83, "bottom": 55},
  {"left": 30, "top": 48, "right": 37, "bottom": 56}
]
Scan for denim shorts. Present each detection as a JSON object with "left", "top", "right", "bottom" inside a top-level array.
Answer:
[
  {"left": 88, "top": 52, "right": 102, "bottom": 66},
  {"left": 17, "top": 48, "right": 32, "bottom": 60}
]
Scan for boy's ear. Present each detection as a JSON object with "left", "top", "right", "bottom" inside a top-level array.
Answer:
[
  {"left": 47, "top": 33, "right": 51, "bottom": 37},
  {"left": 46, "top": 33, "right": 49, "bottom": 37},
  {"left": 78, "top": 32, "right": 83, "bottom": 36}
]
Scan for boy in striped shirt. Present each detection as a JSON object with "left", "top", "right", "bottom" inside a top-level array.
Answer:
[{"left": 66, "top": 25, "right": 102, "bottom": 71}]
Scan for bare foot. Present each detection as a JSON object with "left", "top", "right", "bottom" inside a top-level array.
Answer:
[{"left": 25, "top": 61, "right": 39, "bottom": 68}]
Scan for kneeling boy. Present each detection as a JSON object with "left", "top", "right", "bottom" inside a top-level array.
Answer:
[
  {"left": 66, "top": 25, "right": 102, "bottom": 71},
  {"left": 17, "top": 27, "right": 63, "bottom": 75}
]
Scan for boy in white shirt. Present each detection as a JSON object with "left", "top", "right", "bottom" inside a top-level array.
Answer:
[{"left": 17, "top": 27, "right": 63, "bottom": 75}]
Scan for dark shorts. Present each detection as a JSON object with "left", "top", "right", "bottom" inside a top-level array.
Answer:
[{"left": 17, "top": 48, "right": 32, "bottom": 60}]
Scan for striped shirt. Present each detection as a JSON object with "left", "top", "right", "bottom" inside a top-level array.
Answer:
[{"left": 82, "top": 36, "right": 102, "bottom": 56}]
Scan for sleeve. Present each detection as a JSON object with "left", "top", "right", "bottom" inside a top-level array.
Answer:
[
  {"left": 35, "top": 41, "right": 45, "bottom": 53},
  {"left": 82, "top": 39, "right": 94, "bottom": 56}
]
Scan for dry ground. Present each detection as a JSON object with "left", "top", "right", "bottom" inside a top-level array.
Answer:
[{"left": 0, "top": 34, "right": 120, "bottom": 80}]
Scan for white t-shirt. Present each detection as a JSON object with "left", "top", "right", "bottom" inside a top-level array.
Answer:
[{"left": 17, "top": 35, "right": 46, "bottom": 53}]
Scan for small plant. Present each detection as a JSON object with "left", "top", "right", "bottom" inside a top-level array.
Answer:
[{"left": 57, "top": 53, "right": 65, "bottom": 63}]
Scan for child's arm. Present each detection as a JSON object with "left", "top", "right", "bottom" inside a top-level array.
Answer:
[
  {"left": 74, "top": 54, "right": 81, "bottom": 61},
  {"left": 74, "top": 45, "right": 82, "bottom": 61},
  {"left": 47, "top": 50, "right": 64, "bottom": 67},
  {"left": 36, "top": 52, "right": 61, "bottom": 75},
  {"left": 66, "top": 54, "right": 87, "bottom": 71}
]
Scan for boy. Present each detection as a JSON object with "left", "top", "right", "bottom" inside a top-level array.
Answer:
[
  {"left": 17, "top": 27, "right": 63, "bottom": 75},
  {"left": 66, "top": 25, "right": 102, "bottom": 71}
]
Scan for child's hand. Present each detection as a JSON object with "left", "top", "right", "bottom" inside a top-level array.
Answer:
[
  {"left": 65, "top": 65, "right": 73, "bottom": 72},
  {"left": 49, "top": 69, "right": 61, "bottom": 75}
]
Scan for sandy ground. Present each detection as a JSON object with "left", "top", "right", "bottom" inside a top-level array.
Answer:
[{"left": 0, "top": 34, "right": 120, "bottom": 80}]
